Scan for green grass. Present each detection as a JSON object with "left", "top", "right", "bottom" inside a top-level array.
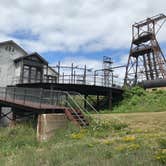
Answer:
[
  {"left": 0, "top": 87, "right": 166, "bottom": 165},
  {"left": 111, "top": 86, "right": 166, "bottom": 113},
  {"left": 0, "top": 111, "right": 166, "bottom": 166}
]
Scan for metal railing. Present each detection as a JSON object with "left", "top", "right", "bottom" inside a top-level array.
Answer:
[
  {"left": 0, "top": 87, "right": 97, "bottom": 115},
  {"left": 58, "top": 74, "right": 124, "bottom": 87},
  {"left": 12, "top": 74, "right": 124, "bottom": 88}
]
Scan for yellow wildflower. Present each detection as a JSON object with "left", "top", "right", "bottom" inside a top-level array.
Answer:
[{"left": 123, "top": 135, "right": 136, "bottom": 142}]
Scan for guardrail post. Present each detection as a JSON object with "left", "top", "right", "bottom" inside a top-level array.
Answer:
[
  {"left": 57, "top": 92, "right": 60, "bottom": 105},
  {"left": 5, "top": 88, "right": 7, "bottom": 100},
  {"left": 65, "top": 93, "right": 68, "bottom": 107},
  {"left": 23, "top": 89, "right": 26, "bottom": 104},
  {"left": 39, "top": 88, "right": 43, "bottom": 108},
  {"left": 13, "top": 87, "right": 16, "bottom": 102},
  {"left": 112, "top": 73, "right": 114, "bottom": 87},
  {"left": 62, "top": 73, "right": 64, "bottom": 83},
  {"left": 94, "top": 71, "right": 96, "bottom": 86},
  {"left": 51, "top": 89, "right": 54, "bottom": 105}
]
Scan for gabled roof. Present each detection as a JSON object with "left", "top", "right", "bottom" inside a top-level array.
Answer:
[
  {"left": 0, "top": 40, "right": 28, "bottom": 55},
  {"left": 48, "top": 66, "right": 59, "bottom": 75},
  {"left": 14, "top": 52, "right": 48, "bottom": 65},
  {"left": 29, "top": 52, "right": 48, "bottom": 65}
]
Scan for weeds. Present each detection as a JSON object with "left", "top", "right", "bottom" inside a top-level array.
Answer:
[
  {"left": 90, "top": 118, "right": 128, "bottom": 132},
  {"left": 112, "top": 86, "right": 166, "bottom": 113},
  {"left": 122, "top": 135, "right": 136, "bottom": 142},
  {"left": 158, "top": 138, "right": 166, "bottom": 149},
  {"left": 0, "top": 111, "right": 165, "bottom": 166},
  {"left": 155, "top": 149, "right": 166, "bottom": 164},
  {"left": 155, "top": 138, "right": 166, "bottom": 164}
]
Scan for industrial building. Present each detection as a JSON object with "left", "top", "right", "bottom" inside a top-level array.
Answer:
[
  {"left": 0, "top": 40, "right": 58, "bottom": 126},
  {"left": 0, "top": 40, "right": 58, "bottom": 87}
]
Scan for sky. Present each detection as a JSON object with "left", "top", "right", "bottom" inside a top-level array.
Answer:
[{"left": 0, "top": 0, "right": 166, "bottom": 79}]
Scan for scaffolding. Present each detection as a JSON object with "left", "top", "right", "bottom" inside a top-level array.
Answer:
[
  {"left": 51, "top": 57, "right": 124, "bottom": 87},
  {"left": 103, "top": 56, "right": 113, "bottom": 86}
]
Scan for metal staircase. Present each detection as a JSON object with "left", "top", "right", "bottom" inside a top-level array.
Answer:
[
  {"left": 64, "top": 91, "right": 97, "bottom": 127},
  {"left": 0, "top": 87, "right": 97, "bottom": 127},
  {"left": 64, "top": 108, "right": 89, "bottom": 127}
]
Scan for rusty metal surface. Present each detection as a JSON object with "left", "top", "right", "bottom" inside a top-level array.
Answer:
[
  {"left": 0, "top": 87, "right": 98, "bottom": 116},
  {"left": 124, "top": 13, "right": 166, "bottom": 86}
]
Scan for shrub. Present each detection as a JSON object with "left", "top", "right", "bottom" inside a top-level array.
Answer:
[
  {"left": 113, "top": 85, "right": 166, "bottom": 113},
  {"left": 158, "top": 138, "right": 166, "bottom": 149},
  {"left": 155, "top": 149, "right": 166, "bottom": 164},
  {"left": 123, "top": 86, "right": 146, "bottom": 99}
]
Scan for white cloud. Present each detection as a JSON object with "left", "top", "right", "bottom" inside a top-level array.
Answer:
[
  {"left": 51, "top": 56, "right": 102, "bottom": 70},
  {"left": 113, "top": 54, "right": 128, "bottom": 83},
  {"left": 0, "top": 0, "right": 165, "bottom": 53}
]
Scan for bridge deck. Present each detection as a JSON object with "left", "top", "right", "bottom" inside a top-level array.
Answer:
[
  {"left": 0, "top": 87, "right": 99, "bottom": 116},
  {"left": 0, "top": 97, "right": 66, "bottom": 112},
  {"left": 0, "top": 87, "right": 71, "bottom": 113},
  {"left": 16, "top": 83, "right": 123, "bottom": 96}
]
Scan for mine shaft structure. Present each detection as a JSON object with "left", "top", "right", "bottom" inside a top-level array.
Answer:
[{"left": 124, "top": 14, "right": 166, "bottom": 86}]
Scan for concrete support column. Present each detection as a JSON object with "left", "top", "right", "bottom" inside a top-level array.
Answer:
[
  {"left": 37, "top": 113, "right": 67, "bottom": 141},
  {"left": 10, "top": 108, "right": 16, "bottom": 127}
]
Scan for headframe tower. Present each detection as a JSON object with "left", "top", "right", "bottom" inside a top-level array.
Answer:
[{"left": 124, "top": 14, "right": 166, "bottom": 86}]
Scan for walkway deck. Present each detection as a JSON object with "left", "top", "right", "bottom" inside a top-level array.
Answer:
[
  {"left": 0, "top": 97, "right": 66, "bottom": 112},
  {"left": 16, "top": 83, "right": 123, "bottom": 96},
  {"left": 0, "top": 87, "right": 69, "bottom": 113}
]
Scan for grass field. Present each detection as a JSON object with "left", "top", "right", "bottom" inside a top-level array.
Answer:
[{"left": 0, "top": 111, "right": 166, "bottom": 166}]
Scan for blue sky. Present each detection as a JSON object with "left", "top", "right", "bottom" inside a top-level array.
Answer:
[
  {"left": 0, "top": 0, "right": 166, "bottom": 77},
  {"left": 42, "top": 48, "right": 129, "bottom": 65}
]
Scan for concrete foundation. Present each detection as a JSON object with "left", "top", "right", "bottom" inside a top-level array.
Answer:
[{"left": 37, "top": 113, "right": 67, "bottom": 141}]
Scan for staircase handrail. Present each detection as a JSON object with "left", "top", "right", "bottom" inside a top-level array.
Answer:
[
  {"left": 65, "top": 91, "right": 90, "bottom": 116},
  {"left": 65, "top": 100, "right": 87, "bottom": 126},
  {"left": 68, "top": 91, "right": 98, "bottom": 113}
]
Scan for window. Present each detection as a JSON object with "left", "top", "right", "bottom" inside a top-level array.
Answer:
[
  {"left": 36, "top": 70, "right": 42, "bottom": 82},
  {"left": 5, "top": 45, "right": 15, "bottom": 52},
  {"left": 30, "top": 67, "right": 36, "bottom": 83},
  {"left": 23, "top": 65, "right": 30, "bottom": 83}
]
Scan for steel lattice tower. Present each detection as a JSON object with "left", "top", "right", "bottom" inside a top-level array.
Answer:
[
  {"left": 103, "top": 56, "right": 113, "bottom": 86},
  {"left": 124, "top": 14, "right": 166, "bottom": 86}
]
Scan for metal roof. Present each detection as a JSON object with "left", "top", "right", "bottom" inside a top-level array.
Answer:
[{"left": 14, "top": 52, "right": 48, "bottom": 65}]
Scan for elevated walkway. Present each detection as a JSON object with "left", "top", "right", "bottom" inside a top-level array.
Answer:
[
  {"left": 16, "top": 82, "right": 123, "bottom": 96},
  {"left": 0, "top": 87, "right": 97, "bottom": 127}
]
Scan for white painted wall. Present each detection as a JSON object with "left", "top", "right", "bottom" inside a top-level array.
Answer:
[{"left": 0, "top": 43, "right": 27, "bottom": 87}]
